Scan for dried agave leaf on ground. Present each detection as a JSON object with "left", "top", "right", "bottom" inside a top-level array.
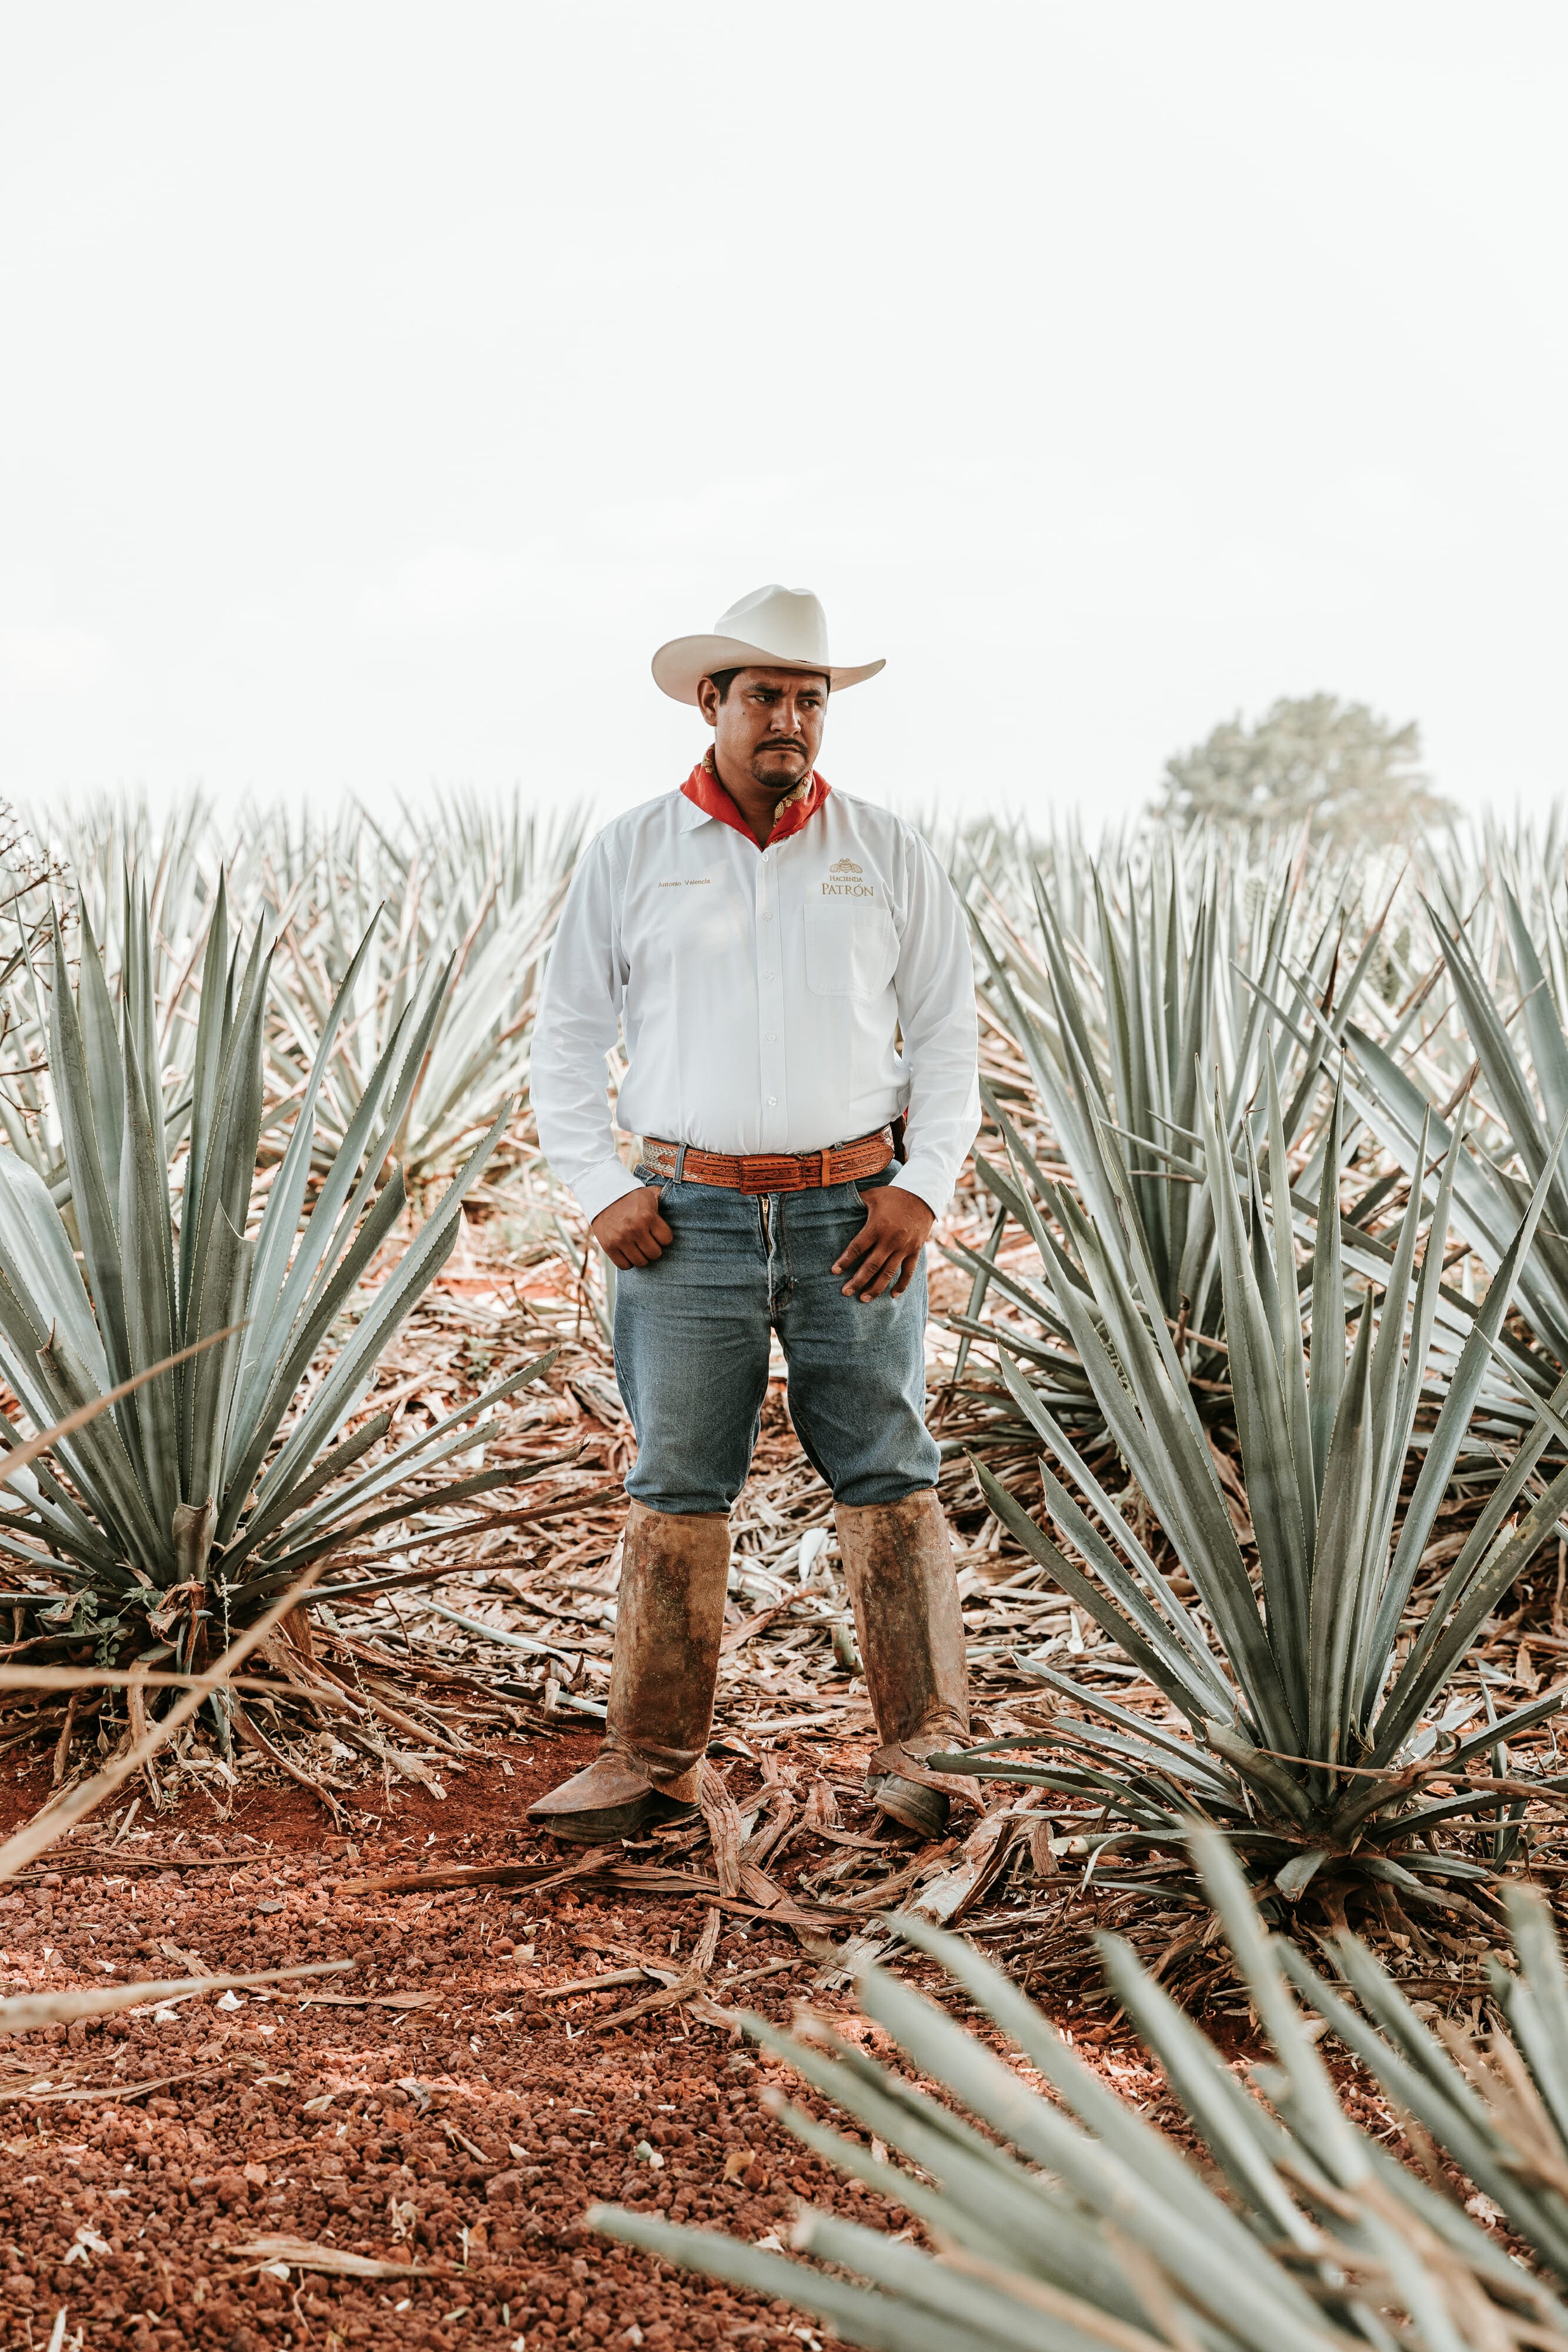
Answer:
[
  {"left": 0, "top": 1957, "right": 347, "bottom": 2033},
  {"left": 222, "top": 2236, "right": 439, "bottom": 2281},
  {"left": 593, "top": 1827, "right": 1568, "bottom": 2352},
  {"left": 0, "top": 1555, "right": 352, "bottom": 1880}
]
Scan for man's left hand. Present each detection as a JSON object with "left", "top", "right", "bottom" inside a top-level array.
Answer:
[{"left": 833, "top": 1187, "right": 935, "bottom": 1301}]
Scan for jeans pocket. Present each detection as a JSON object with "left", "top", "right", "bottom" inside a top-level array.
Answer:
[
  {"left": 848, "top": 1167, "right": 897, "bottom": 1207},
  {"left": 633, "top": 1161, "right": 676, "bottom": 1207}
]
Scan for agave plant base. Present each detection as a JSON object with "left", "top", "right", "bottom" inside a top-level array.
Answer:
[{"left": 934, "top": 1687, "right": 1566, "bottom": 1939}]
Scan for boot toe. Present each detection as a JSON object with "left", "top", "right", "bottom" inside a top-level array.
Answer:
[
  {"left": 529, "top": 1753, "right": 656, "bottom": 1843},
  {"left": 867, "top": 1770, "right": 951, "bottom": 1840},
  {"left": 527, "top": 1752, "right": 701, "bottom": 1845}
]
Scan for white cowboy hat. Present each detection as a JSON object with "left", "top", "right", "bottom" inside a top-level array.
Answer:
[{"left": 651, "top": 584, "right": 885, "bottom": 706}]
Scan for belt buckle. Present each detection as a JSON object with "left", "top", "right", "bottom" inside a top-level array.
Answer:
[{"left": 741, "top": 1156, "right": 803, "bottom": 1195}]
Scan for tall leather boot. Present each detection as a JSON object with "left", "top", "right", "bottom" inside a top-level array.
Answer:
[
  {"left": 528, "top": 1502, "right": 730, "bottom": 1845},
  {"left": 835, "top": 1488, "right": 972, "bottom": 1838}
]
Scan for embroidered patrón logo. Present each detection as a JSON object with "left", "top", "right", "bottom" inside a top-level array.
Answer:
[{"left": 822, "top": 853, "right": 873, "bottom": 898}]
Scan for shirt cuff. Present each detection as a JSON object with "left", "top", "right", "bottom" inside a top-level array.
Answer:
[
  {"left": 890, "top": 1157, "right": 952, "bottom": 1221},
  {"left": 571, "top": 1157, "right": 646, "bottom": 1226}
]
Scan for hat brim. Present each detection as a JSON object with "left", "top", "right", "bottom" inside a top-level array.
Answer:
[{"left": 651, "top": 634, "right": 885, "bottom": 706}]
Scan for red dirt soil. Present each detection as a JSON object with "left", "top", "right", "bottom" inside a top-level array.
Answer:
[{"left": 0, "top": 1732, "right": 920, "bottom": 2352}]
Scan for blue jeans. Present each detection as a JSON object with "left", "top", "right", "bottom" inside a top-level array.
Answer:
[{"left": 613, "top": 1166, "right": 940, "bottom": 1516}]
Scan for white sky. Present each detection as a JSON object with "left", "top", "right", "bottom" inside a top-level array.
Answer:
[{"left": 2, "top": 4, "right": 1564, "bottom": 833}]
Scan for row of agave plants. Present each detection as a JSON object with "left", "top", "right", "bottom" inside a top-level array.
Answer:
[
  {"left": 2, "top": 794, "right": 1568, "bottom": 2342},
  {"left": 4, "top": 804, "right": 1567, "bottom": 1831},
  {"left": 0, "top": 789, "right": 584, "bottom": 1196},
  {"left": 2, "top": 801, "right": 1567, "bottom": 1863}
]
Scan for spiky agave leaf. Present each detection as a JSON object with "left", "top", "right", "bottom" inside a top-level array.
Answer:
[
  {"left": 932, "top": 1042, "right": 1568, "bottom": 1919},
  {"left": 0, "top": 874, "right": 559, "bottom": 1666},
  {"left": 260, "top": 793, "right": 587, "bottom": 1184},
  {"left": 1343, "top": 877, "right": 1568, "bottom": 1408},
  {"left": 593, "top": 1828, "right": 1568, "bottom": 2352},
  {"left": 953, "top": 835, "right": 1425, "bottom": 1466},
  {"left": 0, "top": 793, "right": 584, "bottom": 1208},
  {"left": 1275, "top": 1880, "right": 1568, "bottom": 2284}
]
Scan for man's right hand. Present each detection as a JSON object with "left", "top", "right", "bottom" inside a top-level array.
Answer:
[{"left": 592, "top": 1185, "right": 674, "bottom": 1269}]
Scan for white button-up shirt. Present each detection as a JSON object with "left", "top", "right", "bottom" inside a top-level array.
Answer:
[{"left": 531, "top": 779, "right": 980, "bottom": 1224}]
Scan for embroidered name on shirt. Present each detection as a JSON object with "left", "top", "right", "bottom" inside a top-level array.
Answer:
[
  {"left": 658, "top": 877, "right": 712, "bottom": 887},
  {"left": 820, "top": 878, "right": 875, "bottom": 898}
]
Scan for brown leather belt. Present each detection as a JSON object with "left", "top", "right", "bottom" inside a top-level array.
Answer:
[{"left": 641, "top": 1126, "right": 895, "bottom": 1196}]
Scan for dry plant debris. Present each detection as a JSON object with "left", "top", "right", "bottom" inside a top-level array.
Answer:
[
  {"left": 0, "top": 1205, "right": 1298, "bottom": 2351},
  {"left": 5, "top": 1190, "right": 1562, "bottom": 2349},
  {"left": 5, "top": 923, "right": 1568, "bottom": 2342}
]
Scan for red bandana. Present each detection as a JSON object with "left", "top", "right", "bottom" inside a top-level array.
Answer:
[{"left": 680, "top": 753, "right": 831, "bottom": 847}]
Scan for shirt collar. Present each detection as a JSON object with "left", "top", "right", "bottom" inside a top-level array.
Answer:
[{"left": 679, "top": 750, "right": 831, "bottom": 846}]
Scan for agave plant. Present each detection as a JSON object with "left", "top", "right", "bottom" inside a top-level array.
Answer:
[
  {"left": 949, "top": 834, "right": 1438, "bottom": 1456},
  {"left": 259, "top": 793, "right": 585, "bottom": 1187},
  {"left": 0, "top": 795, "right": 263, "bottom": 1198},
  {"left": 934, "top": 1035, "right": 1568, "bottom": 1922},
  {"left": 1282, "top": 1882, "right": 1568, "bottom": 2286},
  {"left": 0, "top": 874, "right": 551, "bottom": 1668},
  {"left": 1347, "top": 877, "right": 1568, "bottom": 1394},
  {"left": 593, "top": 1828, "right": 1568, "bottom": 2352},
  {"left": 1, "top": 793, "right": 584, "bottom": 1201}
]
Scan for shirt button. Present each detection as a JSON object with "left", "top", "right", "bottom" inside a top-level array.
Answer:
[
  {"left": 762, "top": 971, "right": 774, "bottom": 980},
  {"left": 767, "top": 1095, "right": 777, "bottom": 1105},
  {"left": 767, "top": 1032, "right": 778, "bottom": 1041},
  {"left": 761, "top": 911, "right": 773, "bottom": 921}
]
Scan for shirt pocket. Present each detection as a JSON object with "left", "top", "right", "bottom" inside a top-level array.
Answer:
[{"left": 804, "top": 901, "right": 899, "bottom": 998}]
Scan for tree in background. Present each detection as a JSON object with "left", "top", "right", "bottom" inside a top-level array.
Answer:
[{"left": 1155, "top": 692, "right": 1456, "bottom": 844}]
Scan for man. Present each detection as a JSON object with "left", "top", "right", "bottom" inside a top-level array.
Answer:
[{"left": 528, "top": 583, "right": 981, "bottom": 1845}]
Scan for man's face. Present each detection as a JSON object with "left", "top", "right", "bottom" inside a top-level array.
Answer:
[{"left": 697, "top": 667, "right": 828, "bottom": 797}]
